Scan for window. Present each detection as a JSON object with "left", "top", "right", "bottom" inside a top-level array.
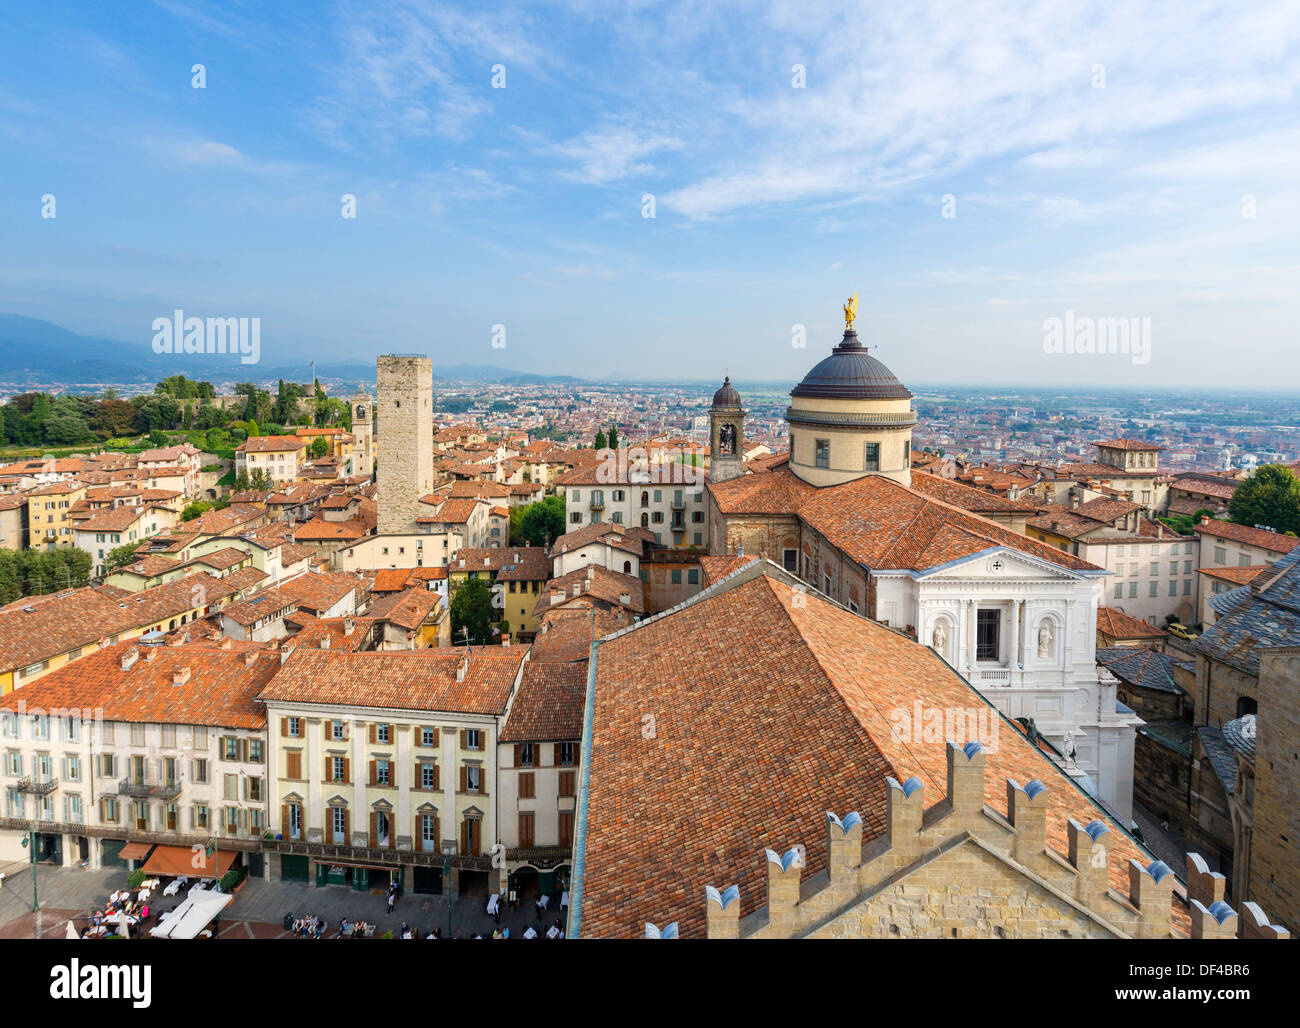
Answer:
[
  {"left": 246, "top": 776, "right": 263, "bottom": 801},
  {"left": 823, "top": 574, "right": 832, "bottom": 595},
  {"left": 975, "top": 609, "right": 1000, "bottom": 662},
  {"left": 1128, "top": 581, "right": 1137, "bottom": 597},
  {"left": 814, "top": 439, "right": 830, "bottom": 469},
  {"left": 100, "top": 753, "right": 116, "bottom": 778},
  {"left": 1183, "top": 579, "right": 1192, "bottom": 595},
  {"left": 1129, "top": 563, "right": 1138, "bottom": 577},
  {"left": 691, "top": 510, "right": 704, "bottom": 523},
  {"left": 1238, "top": 553, "right": 1252, "bottom": 567},
  {"left": 31, "top": 715, "right": 50, "bottom": 740},
  {"left": 224, "top": 774, "right": 238, "bottom": 801},
  {"left": 518, "top": 744, "right": 535, "bottom": 767},
  {"left": 192, "top": 759, "right": 208, "bottom": 784},
  {"left": 519, "top": 812, "right": 535, "bottom": 849},
  {"left": 1113, "top": 583, "right": 1124, "bottom": 599},
  {"left": 63, "top": 716, "right": 81, "bottom": 743},
  {"left": 558, "top": 742, "right": 575, "bottom": 766},
  {"left": 420, "top": 726, "right": 438, "bottom": 748},
  {"left": 5, "top": 751, "right": 20, "bottom": 776},
  {"left": 570, "top": 513, "right": 582, "bottom": 524},
  {"left": 331, "top": 756, "right": 346, "bottom": 782},
  {"left": 559, "top": 811, "right": 574, "bottom": 848},
  {"left": 375, "top": 760, "right": 391, "bottom": 786},
  {"left": 131, "top": 723, "right": 145, "bottom": 745},
  {"left": 132, "top": 801, "right": 149, "bottom": 832},
  {"left": 864, "top": 442, "right": 880, "bottom": 471},
  {"left": 688, "top": 569, "right": 699, "bottom": 585},
  {"left": 65, "top": 755, "right": 81, "bottom": 781},
  {"left": 102, "top": 796, "right": 117, "bottom": 823},
  {"left": 222, "top": 736, "right": 240, "bottom": 760},
  {"left": 1149, "top": 561, "right": 1159, "bottom": 576},
  {"left": 464, "top": 729, "right": 482, "bottom": 751},
  {"left": 1169, "top": 561, "right": 1179, "bottom": 575},
  {"left": 248, "top": 739, "right": 263, "bottom": 762},
  {"left": 375, "top": 723, "right": 391, "bottom": 744},
  {"left": 0, "top": 712, "right": 15, "bottom": 739},
  {"left": 1115, "top": 544, "right": 1125, "bottom": 557},
  {"left": 671, "top": 569, "right": 681, "bottom": 584},
  {"left": 331, "top": 720, "right": 347, "bottom": 741},
  {"left": 420, "top": 812, "right": 439, "bottom": 852},
  {"left": 287, "top": 803, "right": 302, "bottom": 840},
  {"left": 1169, "top": 581, "right": 1178, "bottom": 596},
  {"left": 193, "top": 726, "right": 205, "bottom": 748},
  {"left": 1184, "top": 560, "right": 1192, "bottom": 574},
  {"left": 420, "top": 762, "right": 438, "bottom": 789},
  {"left": 559, "top": 770, "right": 576, "bottom": 797},
  {"left": 783, "top": 549, "right": 797, "bottom": 572},
  {"left": 1184, "top": 542, "right": 1194, "bottom": 554},
  {"left": 161, "top": 724, "right": 175, "bottom": 747},
  {"left": 66, "top": 794, "right": 83, "bottom": 823},
  {"left": 519, "top": 772, "right": 535, "bottom": 799},
  {"left": 465, "top": 765, "right": 482, "bottom": 793},
  {"left": 1214, "top": 546, "right": 1226, "bottom": 565},
  {"left": 1149, "top": 581, "right": 1159, "bottom": 597},
  {"left": 331, "top": 806, "right": 347, "bottom": 844}
]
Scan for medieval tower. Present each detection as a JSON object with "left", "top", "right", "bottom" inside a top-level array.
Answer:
[
  {"left": 709, "top": 376, "right": 746, "bottom": 485},
  {"left": 376, "top": 355, "right": 433, "bottom": 534},
  {"left": 350, "top": 386, "right": 374, "bottom": 481}
]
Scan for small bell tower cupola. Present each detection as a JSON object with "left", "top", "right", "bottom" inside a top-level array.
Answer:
[{"left": 709, "top": 376, "right": 745, "bottom": 485}]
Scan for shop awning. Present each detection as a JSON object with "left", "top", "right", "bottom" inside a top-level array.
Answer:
[
  {"left": 149, "top": 888, "right": 232, "bottom": 940},
  {"left": 142, "top": 844, "right": 238, "bottom": 880},
  {"left": 118, "top": 842, "right": 153, "bottom": 861}
]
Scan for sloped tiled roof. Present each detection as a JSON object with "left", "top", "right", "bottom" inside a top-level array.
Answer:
[
  {"left": 1195, "top": 547, "right": 1300, "bottom": 675},
  {"left": 575, "top": 563, "right": 1166, "bottom": 939},
  {"left": 499, "top": 661, "right": 587, "bottom": 742},
  {"left": 1096, "top": 606, "right": 1165, "bottom": 639},
  {"left": 1097, "top": 646, "right": 1191, "bottom": 695}
]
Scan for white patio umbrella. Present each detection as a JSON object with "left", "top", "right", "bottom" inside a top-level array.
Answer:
[
  {"left": 64, "top": 920, "right": 79, "bottom": 940},
  {"left": 117, "top": 909, "right": 130, "bottom": 939}
]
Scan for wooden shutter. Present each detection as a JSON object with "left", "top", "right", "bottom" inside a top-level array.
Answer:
[
  {"left": 459, "top": 765, "right": 467, "bottom": 793},
  {"left": 459, "top": 729, "right": 467, "bottom": 749},
  {"left": 369, "top": 760, "right": 377, "bottom": 786},
  {"left": 342, "top": 757, "right": 350, "bottom": 783},
  {"left": 281, "top": 804, "right": 290, "bottom": 837},
  {"left": 369, "top": 812, "right": 378, "bottom": 848},
  {"left": 559, "top": 770, "right": 575, "bottom": 797},
  {"left": 280, "top": 717, "right": 288, "bottom": 737},
  {"left": 520, "top": 813, "right": 534, "bottom": 849},
  {"left": 559, "top": 811, "right": 573, "bottom": 848},
  {"left": 323, "top": 756, "right": 330, "bottom": 782},
  {"left": 430, "top": 727, "right": 439, "bottom": 747},
  {"left": 286, "top": 751, "right": 301, "bottom": 780},
  {"left": 520, "top": 772, "right": 535, "bottom": 799},
  {"left": 513, "top": 744, "right": 520, "bottom": 768},
  {"left": 368, "top": 723, "right": 376, "bottom": 744},
  {"left": 552, "top": 743, "right": 560, "bottom": 766},
  {"left": 342, "top": 808, "right": 350, "bottom": 841}
]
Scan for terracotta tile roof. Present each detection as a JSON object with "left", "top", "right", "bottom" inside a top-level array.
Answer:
[
  {"left": 286, "top": 613, "right": 374, "bottom": 652},
  {"left": 427, "top": 497, "right": 481, "bottom": 524},
  {"left": 796, "top": 474, "right": 1101, "bottom": 573},
  {"left": 553, "top": 521, "right": 652, "bottom": 557},
  {"left": 1170, "top": 475, "right": 1238, "bottom": 500},
  {"left": 187, "top": 503, "right": 264, "bottom": 535},
  {"left": 536, "top": 566, "right": 645, "bottom": 615},
  {"left": 367, "top": 587, "right": 442, "bottom": 630},
  {"left": 295, "top": 516, "right": 368, "bottom": 541},
  {"left": 257, "top": 649, "right": 524, "bottom": 714},
  {"left": 1198, "top": 564, "right": 1270, "bottom": 586},
  {"left": 554, "top": 460, "right": 707, "bottom": 488},
  {"left": 707, "top": 465, "right": 816, "bottom": 516},
  {"left": 0, "top": 641, "right": 275, "bottom": 728},
  {"left": 236, "top": 434, "right": 305, "bottom": 453},
  {"left": 1193, "top": 518, "right": 1300, "bottom": 554},
  {"left": 279, "top": 543, "right": 317, "bottom": 566},
  {"left": 189, "top": 547, "right": 248, "bottom": 571},
  {"left": 575, "top": 564, "right": 1174, "bottom": 938},
  {"left": 277, "top": 571, "right": 362, "bottom": 615},
  {"left": 223, "top": 566, "right": 269, "bottom": 592},
  {"left": 909, "top": 470, "right": 1039, "bottom": 513},
  {"left": 499, "top": 661, "right": 587, "bottom": 742},
  {"left": 699, "top": 552, "right": 759, "bottom": 586},
  {"left": 449, "top": 480, "right": 510, "bottom": 498},
  {"left": 370, "top": 568, "right": 418, "bottom": 593},
  {"left": 450, "top": 547, "right": 550, "bottom": 580},
  {"left": 1095, "top": 606, "right": 1165, "bottom": 639},
  {"left": 528, "top": 609, "right": 626, "bottom": 663}
]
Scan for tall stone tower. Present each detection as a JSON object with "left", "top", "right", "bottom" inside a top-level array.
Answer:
[
  {"left": 376, "top": 355, "right": 434, "bottom": 534},
  {"left": 350, "top": 386, "right": 374, "bottom": 481},
  {"left": 709, "top": 376, "right": 745, "bottom": 485}
]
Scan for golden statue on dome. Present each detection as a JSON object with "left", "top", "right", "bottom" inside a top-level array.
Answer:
[{"left": 843, "top": 292, "right": 858, "bottom": 330}]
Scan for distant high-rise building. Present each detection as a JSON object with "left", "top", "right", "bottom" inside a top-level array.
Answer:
[{"left": 376, "top": 355, "right": 433, "bottom": 534}]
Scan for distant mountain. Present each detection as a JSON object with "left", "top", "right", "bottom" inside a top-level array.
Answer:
[{"left": 0, "top": 316, "right": 587, "bottom": 388}]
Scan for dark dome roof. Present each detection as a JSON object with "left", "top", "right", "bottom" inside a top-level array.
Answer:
[
  {"left": 790, "top": 330, "right": 911, "bottom": 401},
  {"left": 712, "top": 376, "right": 742, "bottom": 408}
]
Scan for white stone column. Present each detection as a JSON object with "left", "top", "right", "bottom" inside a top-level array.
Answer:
[
  {"left": 966, "top": 600, "right": 978, "bottom": 670},
  {"left": 306, "top": 719, "right": 321, "bottom": 835},
  {"left": 1007, "top": 598, "right": 1020, "bottom": 670}
]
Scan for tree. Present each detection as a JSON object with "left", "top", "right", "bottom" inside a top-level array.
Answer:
[
  {"left": 608, "top": 424, "right": 619, "bottom": 449},
  {"left": 518, "top": 494, "right": 565, "bottom": 547},
  {"left": 43, "top": 396, "right": 93, "bottom": 444},
  {"left": 233, "top": 470, "right": 252, "bottom": 492},
  {"left": 450, "top": 576, "right": 495, "bottom": 646},
  {"left": 182, "top": 500, "right": 212, "bottom": 521},
  {"left": 1229, "top": 464, "right": 1300, "bottom": 535},
  {"left": 309, "top": 436, "right": 330, "bottom": 459},
  {"left": 594, "top": 429, "right": 607, "bottom": 449},
  {"left": 250, "top": 468, "right": 272, "bottom": 491},
  {"left": 104, "top": 542, "right": 141, "bottom": 574}
]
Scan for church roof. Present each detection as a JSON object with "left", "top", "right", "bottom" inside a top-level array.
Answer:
[
  {"left": 711, "top": 376, "right": 742, "bottom": 408},
  {"left": 790, "top": 330, "right": 911, "bottom": 401}
]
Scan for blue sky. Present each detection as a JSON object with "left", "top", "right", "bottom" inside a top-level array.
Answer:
[{"left": 1, "top": 0, "right": 1298, "bottom": 387}]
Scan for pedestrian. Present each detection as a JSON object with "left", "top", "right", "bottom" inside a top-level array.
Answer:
[{"left": 386, "top": 883, "right": 396, "bottom": 914}]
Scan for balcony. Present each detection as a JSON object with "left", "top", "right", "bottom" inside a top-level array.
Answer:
[
  {"left": 588, "top": 496, "right": 605, "bottom": 510},
  {"left": 670, "top": 496, "right": 686, "bottom": 510},
  {"left": 11, "top": 776, "right": 58, "bottom": 795},
  {"left": 118, "top": 778, "right": 182, "bottom": 800}
]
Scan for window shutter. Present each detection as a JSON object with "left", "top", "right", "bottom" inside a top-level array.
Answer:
[
  {"left": 459, "top": 765, "right": 467, "bottom": 792},
  {"left": 368, "top": 723, "right": 376, "bottom": 744},
  {"left": 342, "top": 721, "right": 350, "bottom": 741},
  {"left": 370, "top": 812, "right": 378, "bottom": 848},
  {"left": 513, "top": 744, "right": 520, "bottom": 768},
  {"left": 280, "top": 717, "right": 287, "bottom": 737},
  {"left": 189, "top": 806, "right": 195, "bottom": 829},
  {"left": 342, "top": 808, "right": 350, "bottom": 841},
  {"left": 281, "top": 804, "right": 289, "bottom": 836},
  {"left": 431, "top": 727, "right": 439, "bottom": 747},
  {"left": 433, "top": 763, "right": 440, "bottom": 791},
  {"left": 342, "top": 758, "right": 350, "bottom": 783},
  {"left": 460, "top": 729, "right": 467, "bottom": 749},
  {"left": 552, "top": 743, "right": 560, "bottom": 766},
  {"left": 323, "top": 756, "right": 330, "bottom": 782},
  {"left": 369, "top": 760, "right": 376, "bottom": 786}
]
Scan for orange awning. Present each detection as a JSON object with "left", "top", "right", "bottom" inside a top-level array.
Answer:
[
  {"left": 119, "top": 842, "right": 153, "bottom": 861},
  {"left": 142, "top": 844, "right": 238, "bottom": 880}
]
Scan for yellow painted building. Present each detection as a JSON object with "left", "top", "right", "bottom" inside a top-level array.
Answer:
[{"left": 25, "top": 480, "right": 87, "bottom": 550}]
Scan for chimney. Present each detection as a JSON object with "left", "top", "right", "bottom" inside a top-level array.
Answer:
[
  {"left": 456, "top": 656, "right": 469, "bottom": 682},
  {"left": 502, "top": 636, "right": 511, "bottom": 648},
  {"left": 120, "top": 647, "right": 139, "bottom": 671},
  {"left": 172, "top": 667, "right": 191, "bottom": 686},
  {"left": 243, "top": 651, "right": 257, "bottom": 666},
  {"left": 320, "top": 635, "right": 331, "bottom": 649},
  {"left": 218, "top": 636, "right": 232, "bottom": 649},
  {"left": 280, "top": 643, "right": 296, "bottom": 665},
  {"left": 343, "top": 616, "right": 354, "bottom": 636},
  {"left": 619, "top": 592, "right": 631, "bottom": 606}
]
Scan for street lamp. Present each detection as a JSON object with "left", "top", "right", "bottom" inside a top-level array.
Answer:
[{"left": 20, "top": 821, "right": 38, "bottom": 913}]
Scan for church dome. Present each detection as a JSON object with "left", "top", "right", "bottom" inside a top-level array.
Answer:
[
  {"left": 791, "top": 330, "right": 911, "bottom": 401},
  {"left": 712, "top": 376, "right": 742, "bottom": 408}
]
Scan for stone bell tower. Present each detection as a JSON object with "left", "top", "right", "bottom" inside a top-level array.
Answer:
[
  {"left": 709, "top": 376, "right": 745, "bottom": 485},
  {"left": 351, "top": 386, "right": 374, "bottom": 481}
]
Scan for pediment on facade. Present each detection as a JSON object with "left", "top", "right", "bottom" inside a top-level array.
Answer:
[{"left": 921, "top": 546, "right": 1085, "bottom": 583}]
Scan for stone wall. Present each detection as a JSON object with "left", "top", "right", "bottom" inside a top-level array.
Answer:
[
  {"left": 376, "top": 356, "right": 433, "bottom": 535},
  {"left": 1248, "top": 647, "right": 1300, "bottom": 931}
]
